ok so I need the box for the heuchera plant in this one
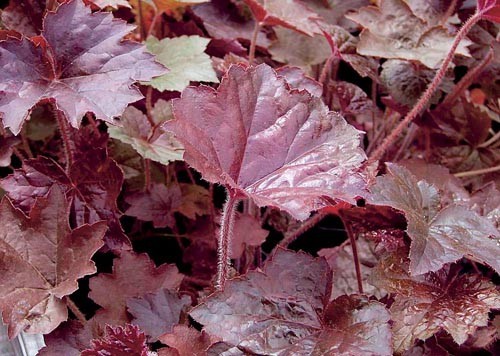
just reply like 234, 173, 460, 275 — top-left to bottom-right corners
0, 0, 499, 354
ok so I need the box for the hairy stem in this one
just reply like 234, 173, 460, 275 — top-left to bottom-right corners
248, 22, 261, 65
368, 11, 483, 165
55, 109, 74, 172
216, 191, 240, 291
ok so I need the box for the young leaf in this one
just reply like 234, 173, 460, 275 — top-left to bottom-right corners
346, 0, 472, 68
242, 0, 323, 36
88, 251, 183, 325
190, 248, 332, 353
127, 289, 191, 341
370, 163, 500, 275
165, 64, 368, 220
0, 0, 166, 134
81, 324, 149, 356
145, 36, 219, 92
108, 106, 184, 165
125, 183, 183, 228
477, 0, 500, 23
371, 252, 500, 352
158, 325, 213, 356
0, 185, 106, 338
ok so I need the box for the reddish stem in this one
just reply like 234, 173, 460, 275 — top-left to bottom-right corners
367, 11, 483, 165
215, 190, 240, 291
340, 213, 363, 294
248, 22, 261, 65
55, 109, 74, 172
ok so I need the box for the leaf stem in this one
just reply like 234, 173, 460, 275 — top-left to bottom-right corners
65, 297, 86, 324
55, 109, 74, 172
215, 190, 240, 291
367, 11, 483, 165
340, 214, 363, 294
454, 164, 500, 178
279, 210, 329, 248
248, 22, 261, 65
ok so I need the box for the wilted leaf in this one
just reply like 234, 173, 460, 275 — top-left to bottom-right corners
0, 0, 166, 134
165, 64, 368, 220
146, 36, 219, 92
108, 106, 184, 165
89, 251, 183, 325
346, 0, 472, 68
269, 27, 331, 74
127, 289, 191, 341
371, 252, 500, 352
370, 163, 500, 275
81, 324, 149, 356
242, 0, 323, 36
0, 186, 106, 338
190, 248, 331, 353
158, 325, 213, 356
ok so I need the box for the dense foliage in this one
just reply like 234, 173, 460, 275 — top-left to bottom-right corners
0, 0, 499, 354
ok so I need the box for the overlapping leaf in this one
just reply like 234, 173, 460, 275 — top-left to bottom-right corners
371, 251, 500, 352
190, 248, 332, 353
145, 35, 219, 92
0, 186, 106, 338
346, 0, 472, 68
89, 251, 183, 325
108, 106, 184, 165
165, 64, 368, 220
242, 0, 323, 36
127, 289, 191, 341
370, 163, 500, 275
0, 152, 129, 251
0, 0, 166, 134
81, 324, 149, 356
478, 0, 500, 23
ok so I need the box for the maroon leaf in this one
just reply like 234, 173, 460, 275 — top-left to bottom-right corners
371, 251, 500, 352
81, 324, 149, 356
0, 152, 130, 251
126, 289, 191, 341
158, 325, 213, 356
125, 183, 182, 228
0, 0, 166, 134
0, 0, 46, 37
189, 248, 332, 354
38, 321, 93, 356
0, 185, 106, 338
242, 0, 323, 36
229, 213, 269, 258
275, 66, 323, 97
478, 0, 500, 23
370, 163, 500, 275
89, 251, 183, 326
287, 295, 392, 355
165, 64, 368, 220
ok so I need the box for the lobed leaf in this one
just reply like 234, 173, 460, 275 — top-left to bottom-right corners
0, 186, 106, 338
81, 324, 149, 356
0, 0, 166, 134
165, 64, 368, 220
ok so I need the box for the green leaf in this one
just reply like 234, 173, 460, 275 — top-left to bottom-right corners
145, 35, 219, 92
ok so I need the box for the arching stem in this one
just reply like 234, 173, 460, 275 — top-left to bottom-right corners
367, 11, 483, 165
248, 22, 261, 65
